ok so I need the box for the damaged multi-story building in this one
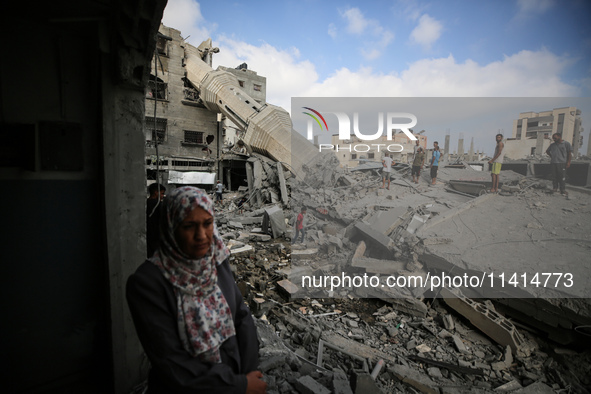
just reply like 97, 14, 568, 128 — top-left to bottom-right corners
145, 24, 269, 191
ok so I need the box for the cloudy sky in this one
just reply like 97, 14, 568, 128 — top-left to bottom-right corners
162, 0, 591, 155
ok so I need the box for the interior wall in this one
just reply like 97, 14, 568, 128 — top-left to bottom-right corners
0, 17, 111, 393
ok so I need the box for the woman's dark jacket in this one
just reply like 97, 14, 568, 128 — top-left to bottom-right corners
126, 259, 259, 394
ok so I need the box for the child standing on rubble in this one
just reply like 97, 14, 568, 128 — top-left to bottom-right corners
294, 207, 307, 244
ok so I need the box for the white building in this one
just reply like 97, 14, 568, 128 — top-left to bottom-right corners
330, 133, 428, 168
505, 107, 584, 159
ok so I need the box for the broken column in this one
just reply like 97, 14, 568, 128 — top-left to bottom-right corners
444, 133, 450, 164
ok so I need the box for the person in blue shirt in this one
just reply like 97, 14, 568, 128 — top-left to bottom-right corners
429, 141, 441, 186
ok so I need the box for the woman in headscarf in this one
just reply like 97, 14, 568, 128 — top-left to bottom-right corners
127, 186, 266, 394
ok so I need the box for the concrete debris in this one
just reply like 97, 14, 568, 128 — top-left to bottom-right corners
440, 287, 533, 357
208, 146, 591, 393
295, 375, 331, 394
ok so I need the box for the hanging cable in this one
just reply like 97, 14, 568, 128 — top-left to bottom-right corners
148, 35, 170, 217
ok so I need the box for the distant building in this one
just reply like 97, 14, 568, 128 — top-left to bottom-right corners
330, 133, 428, 168
505, 107, 584, 159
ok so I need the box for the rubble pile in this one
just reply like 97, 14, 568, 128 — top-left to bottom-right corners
209, 150, 591, 393
226, 244, 590, 393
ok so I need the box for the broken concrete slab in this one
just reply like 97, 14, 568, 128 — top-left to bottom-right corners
332, 370, 354, 394
452, 334, 469, 354
295, 375, 331, 394
363, 206, 409, 236
494, 379, 523, 391
276, 279, 300, 300
350, 256, 406, 275
440, 287, 532, 357
320, 331, 397, 366
512, 381, 556, 394
226, 240, 255, 255
388, 364, 439, 394
352, 222, 392, 255
349, 370, 383, 394
262, 205, 286, 238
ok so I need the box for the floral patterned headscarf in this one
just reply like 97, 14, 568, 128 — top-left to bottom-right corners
149, 186, 234, 364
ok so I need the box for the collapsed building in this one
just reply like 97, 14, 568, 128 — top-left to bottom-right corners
214, 157, 591, 393
142, 25, 591, 394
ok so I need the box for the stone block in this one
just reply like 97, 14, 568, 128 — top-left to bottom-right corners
276, 279, 299, 300
349, 370, 383, 394
452, 335, 469, 354
295, 375, 331, 394
389, 364, 439, 394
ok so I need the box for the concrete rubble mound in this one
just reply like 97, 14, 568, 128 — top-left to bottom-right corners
208, 151, 591, 393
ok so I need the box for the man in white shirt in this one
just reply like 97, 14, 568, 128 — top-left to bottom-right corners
215, 180, 224, 203
381, 153, 394, 190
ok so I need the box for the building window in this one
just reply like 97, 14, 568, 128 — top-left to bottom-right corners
156, 36, 168, 56
182, 78, 199, 102
253, 84, 262, 92
557, 113, 565, 134
351, 153, 357, 159
184, 130, 204, 144
146, 117, 167, 143
368, 153, 375, 159
238, 80, 245, 88
147, 75, 167, 100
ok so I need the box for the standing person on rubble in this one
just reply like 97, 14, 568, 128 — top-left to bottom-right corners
127, 186, 266, 394
488, 134, 505, 193
215, 180, 224, 204
381, 153, 393, 190
429, 141, 441, 186
293, 206, 307, 244
411, 147, 425, 184
546, 133, 572, 197
411, 139, 421, 163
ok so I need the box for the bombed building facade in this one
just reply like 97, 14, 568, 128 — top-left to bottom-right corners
145, 25, 269, 192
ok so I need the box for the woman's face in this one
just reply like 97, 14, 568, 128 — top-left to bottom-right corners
175, 206, 214, 259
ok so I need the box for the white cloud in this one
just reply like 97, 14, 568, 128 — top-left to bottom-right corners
305, 49, 576, 98
328, 23, 337, 39
338, 7, 394, 60
341, 8, 369, 35
410, 14, 443, 49
208, 35, 577, 112
517, 0, 555, 14
397, 0, 428, 22
162, 0, 213, 41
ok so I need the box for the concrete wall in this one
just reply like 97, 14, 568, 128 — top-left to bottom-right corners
1, 1, 166, 392
504, 138, 551, 160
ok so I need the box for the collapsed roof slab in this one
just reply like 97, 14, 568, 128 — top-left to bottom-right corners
417, 191, 591, 298
415, 189, 591, 338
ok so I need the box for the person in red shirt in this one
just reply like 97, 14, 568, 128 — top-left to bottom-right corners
293, 207, 307, 244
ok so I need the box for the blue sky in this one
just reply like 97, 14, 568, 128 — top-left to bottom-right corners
163, 0, 591, 155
